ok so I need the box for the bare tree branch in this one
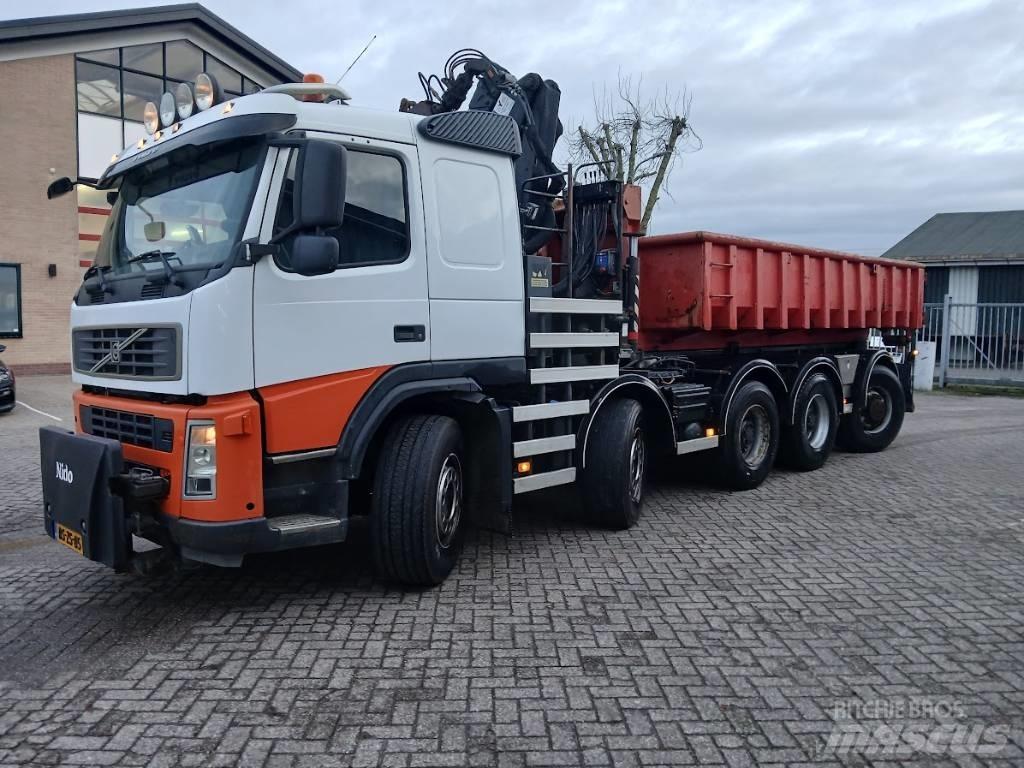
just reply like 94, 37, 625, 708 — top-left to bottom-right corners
641, 116, 686, 233
577, 128, 613, 179
577, 127, 603, 164
568, 74, 699, 233
601, 122, 618, 177
626, 118, 641, 183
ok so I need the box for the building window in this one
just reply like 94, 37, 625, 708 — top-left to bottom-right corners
205, 55, 243, 95
76, 60, 121, 117
166, 40, 203, 81
79, 47, 120, 67
273, 149, 410, 271
0, 264, 22, 339
74, 42, 263, 178
122, 43, 163, 76
122, 71, 164, 122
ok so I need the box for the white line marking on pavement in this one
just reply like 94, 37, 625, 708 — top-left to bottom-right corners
15, 401, 63, 422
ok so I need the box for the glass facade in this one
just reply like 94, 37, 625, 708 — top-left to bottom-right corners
76, 40, 263, 153
75, 40, 264, 264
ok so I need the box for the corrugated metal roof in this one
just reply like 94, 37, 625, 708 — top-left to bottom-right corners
883, 211, 1024, 264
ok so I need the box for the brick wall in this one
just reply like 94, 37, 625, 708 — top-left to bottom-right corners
0, 54, 80, 371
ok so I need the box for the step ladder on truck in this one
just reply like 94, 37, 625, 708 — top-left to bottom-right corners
39, 52, 925, 586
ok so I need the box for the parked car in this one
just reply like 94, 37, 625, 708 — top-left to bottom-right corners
0, 344, 14, 413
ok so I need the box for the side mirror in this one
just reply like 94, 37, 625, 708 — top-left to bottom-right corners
290, 234, 338, 276
47, 177, 75, 200
0, 344, 6, 354
294, 140, 347, 230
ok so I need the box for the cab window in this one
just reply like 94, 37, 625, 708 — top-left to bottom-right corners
273, 147, 409, 270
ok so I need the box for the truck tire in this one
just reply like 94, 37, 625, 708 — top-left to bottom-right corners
780, 373, 838, 471
718, 381, 779, 490
839, 366, 905, 453
370, 414, 465, 586
582, 398, 646, 530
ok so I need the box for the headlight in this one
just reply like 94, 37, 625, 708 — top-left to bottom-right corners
143, 101, 159, 134
0, 369, 10, 383
159, 91, 177, 128
184, 421, 217, 497
194, 72, 221, 111
175, 82, 194, 120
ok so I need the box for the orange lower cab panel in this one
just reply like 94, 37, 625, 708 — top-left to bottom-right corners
73, 389, 264, 523
258, 366, 390, 455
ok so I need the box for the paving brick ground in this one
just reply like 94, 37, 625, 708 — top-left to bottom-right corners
1, 377, 1023, 767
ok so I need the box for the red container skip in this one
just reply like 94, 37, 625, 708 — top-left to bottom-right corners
637, 231, 925, 352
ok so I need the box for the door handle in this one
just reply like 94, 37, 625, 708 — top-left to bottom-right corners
393, 325, 426, 343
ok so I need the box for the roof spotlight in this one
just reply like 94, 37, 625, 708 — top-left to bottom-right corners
159, 92, 177, 127
175, 82, 195, 120
143, 101, 159, 134
194, 72, 221, 111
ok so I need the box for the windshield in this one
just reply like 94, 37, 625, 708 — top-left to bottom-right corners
96, 140, 264, 277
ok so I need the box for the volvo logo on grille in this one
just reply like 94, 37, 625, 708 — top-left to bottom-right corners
90, 328, 148, 373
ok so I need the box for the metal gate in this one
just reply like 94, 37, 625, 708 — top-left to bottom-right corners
919, 297, 1024, 385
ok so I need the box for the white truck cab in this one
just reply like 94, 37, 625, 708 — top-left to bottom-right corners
71, 91, 526, 397
42, 76, 627, 585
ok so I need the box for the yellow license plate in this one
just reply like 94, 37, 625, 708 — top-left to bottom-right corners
56, 524, 84, 555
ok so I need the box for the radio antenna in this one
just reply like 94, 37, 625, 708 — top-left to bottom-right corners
336, 34, 377, 84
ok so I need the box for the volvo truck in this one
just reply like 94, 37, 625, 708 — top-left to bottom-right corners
40, 54, 923, 586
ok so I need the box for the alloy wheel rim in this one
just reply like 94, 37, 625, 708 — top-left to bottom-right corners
804, 393, 830, 450
628, 428, 645, 504
435, 453, 463, 549
739, 404, 771, 469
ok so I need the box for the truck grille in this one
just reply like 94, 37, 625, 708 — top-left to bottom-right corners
72, 326, 180, 380
80, 406, 174, 452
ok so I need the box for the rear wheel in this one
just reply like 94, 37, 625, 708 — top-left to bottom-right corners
839, 366, 905, 453
370, 414, 465, 586
718, 381, 779, 490
780, 373, 838, 471
582, 398, 646, 530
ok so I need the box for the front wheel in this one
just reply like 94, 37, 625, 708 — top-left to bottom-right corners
582, 398, 646, 530
839, 366, 905, 453
370, 414, 465, 586
780, 373, 838, 471
717, 381, 780, 490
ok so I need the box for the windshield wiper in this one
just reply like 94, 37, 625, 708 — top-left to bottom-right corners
126, 249, 183, 286
85, 264, 114, 295
125, 248, 175, 265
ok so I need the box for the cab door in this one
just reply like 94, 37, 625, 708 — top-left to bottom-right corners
252, 136, 429, 388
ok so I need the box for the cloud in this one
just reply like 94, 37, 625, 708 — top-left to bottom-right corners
9, 0, 1024, 254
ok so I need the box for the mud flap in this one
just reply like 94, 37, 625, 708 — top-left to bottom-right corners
39, 426, 130, 571
462, 400, 513, 535
898, 359, 916, 413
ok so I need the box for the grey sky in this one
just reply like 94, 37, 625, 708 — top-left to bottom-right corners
10, 0, 1024, 254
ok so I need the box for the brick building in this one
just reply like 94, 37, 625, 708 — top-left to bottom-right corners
0, 4, 300, 372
